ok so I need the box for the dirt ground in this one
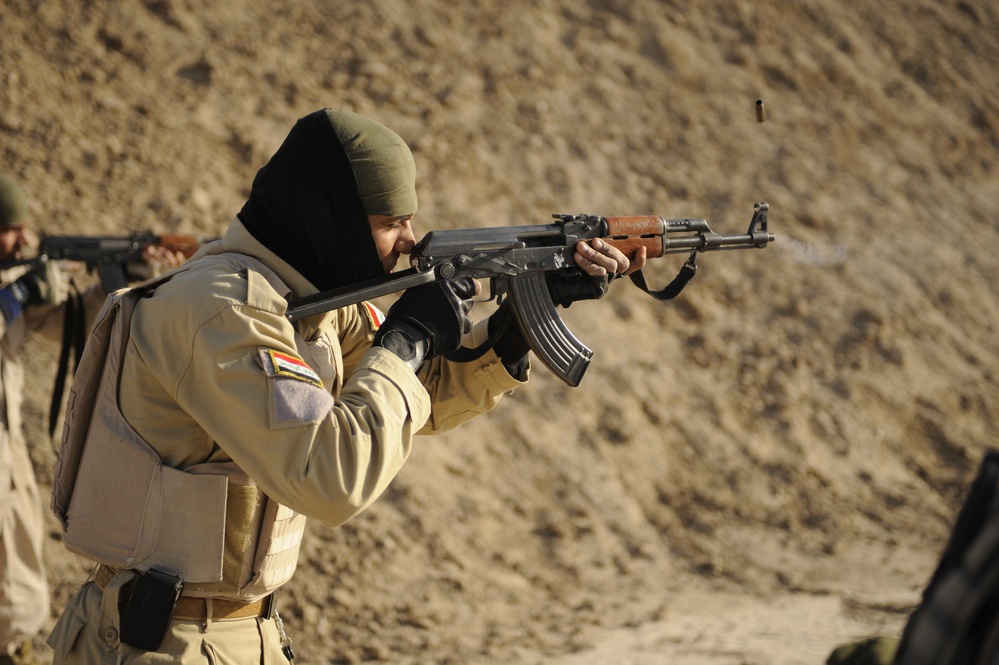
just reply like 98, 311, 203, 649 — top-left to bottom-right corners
3, 0, 999, 663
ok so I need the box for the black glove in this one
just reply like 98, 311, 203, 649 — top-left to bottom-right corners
545, 271, 610, 308
374, 277, 476, 370
488, 302, 531, 379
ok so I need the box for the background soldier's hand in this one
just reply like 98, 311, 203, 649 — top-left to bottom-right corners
374, 277, 478, 369
0, 257, 66, 323
15, 257, 65, 306
125, 245, 188, 282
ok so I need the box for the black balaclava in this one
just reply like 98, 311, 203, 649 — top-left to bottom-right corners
238, 109, 417, 292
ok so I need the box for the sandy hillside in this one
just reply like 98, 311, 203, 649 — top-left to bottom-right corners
3, 0, 999, 663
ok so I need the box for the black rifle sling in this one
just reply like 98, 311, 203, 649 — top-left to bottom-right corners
629, 252, 698, 301
50, 290, 76, 437
49, 287, 88, 438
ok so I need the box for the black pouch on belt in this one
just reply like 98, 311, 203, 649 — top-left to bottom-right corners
120, 569, 184, 651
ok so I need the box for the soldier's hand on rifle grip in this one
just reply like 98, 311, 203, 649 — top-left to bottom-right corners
374, 277, 478, 370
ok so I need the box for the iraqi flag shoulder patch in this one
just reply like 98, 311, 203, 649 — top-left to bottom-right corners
360, 301, 386, 331
260, 349, 324, 388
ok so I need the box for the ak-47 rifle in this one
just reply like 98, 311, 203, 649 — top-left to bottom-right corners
288, 201, 775, 386
16, 232, 209, 292
0, 232, 212, 292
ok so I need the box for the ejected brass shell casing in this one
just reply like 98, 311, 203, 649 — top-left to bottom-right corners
756, 99, 766, 123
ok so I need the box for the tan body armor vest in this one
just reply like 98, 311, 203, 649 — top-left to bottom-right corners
50, 267, 307, 602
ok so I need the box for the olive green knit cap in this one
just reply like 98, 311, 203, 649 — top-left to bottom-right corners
0, 174, 28, 227
325, 109, 418, 218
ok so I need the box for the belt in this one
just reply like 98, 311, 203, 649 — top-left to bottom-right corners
94, 565, 271, 622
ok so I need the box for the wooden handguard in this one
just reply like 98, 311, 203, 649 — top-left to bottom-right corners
601, 216, 666, 259
157, 234, 205, 259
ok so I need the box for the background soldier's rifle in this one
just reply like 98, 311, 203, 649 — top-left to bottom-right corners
288, 202, 775, 386
0, 231, 213, 436
0, 231, 210, 292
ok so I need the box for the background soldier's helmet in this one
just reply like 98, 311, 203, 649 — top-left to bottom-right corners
0, 174, 28, 227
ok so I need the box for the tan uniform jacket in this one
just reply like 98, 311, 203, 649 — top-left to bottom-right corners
121, 218, 523, 538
